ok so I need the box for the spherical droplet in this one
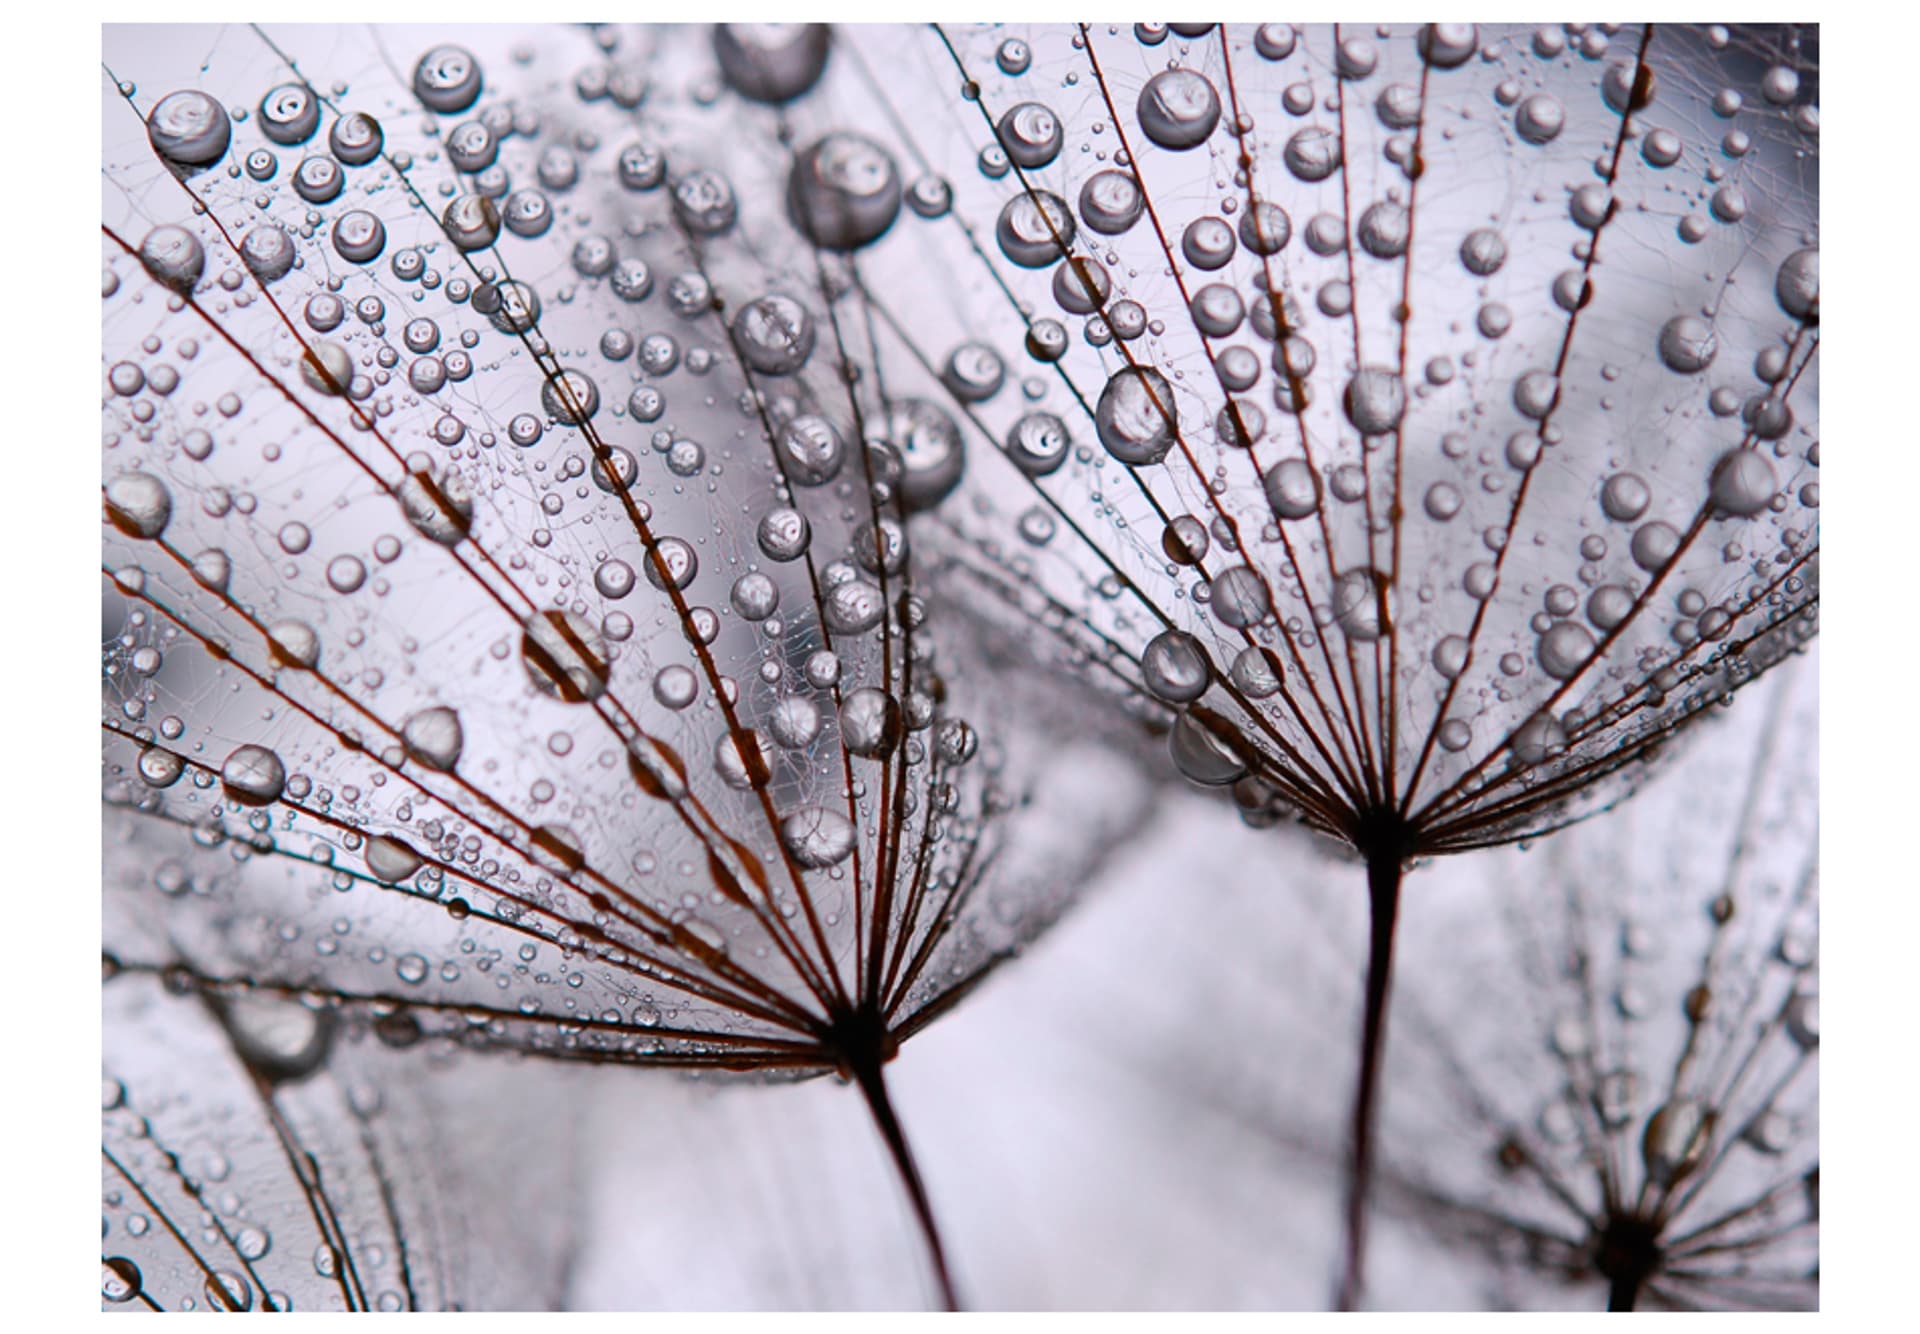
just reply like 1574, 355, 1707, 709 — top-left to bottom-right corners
1343, 367, 1407, 435
1356, 201, 1409, 258
1006, 411, 1070, 477
1601, 472, 1652, 522
1514, 93, 1566, 144
1263, 457, 1321, 520
441, 193, 500, 250
840, 688, 903, 759
780, 805, 856, 868
1170, 711, 1248, 787
1537, 621, 1596, 680
147, 90, 231, 171
942, 341, 1007, 401
1775, 248, 1818, 322
758, 506, 812, 561
713, 24, 832, 104
886, 398, 967, 511
1284, 125, 1342, 181
365, 835, 424, 884
778, 414, 846, 487
414, 44, 483, 113
402, 706, 463, 771
329, 111, 384, 165
1142, 630, 1212, 704
1080, 170, 1144, 235
1209, 566, 1271, 628
672, 170, 738, 237
239, 225, 297, 283
541, 369, 599, 424
138, 224, 204, 294
1239, 201, 1292, 256
733, 293, 815, 375
788, 132, 902, 250
1459, 227, 1508, 276
221, 744, 286, 807
521, 609, 610, 703
1512, 370, 1559, 420
104, 472, 172, 539
1333, 569, 1385, 641
1096, 367, 1179, 466
1708, 449, 1778, 517
996, 190, 1075, 268
1657, 315, 1718, 374
1137, 69, 1220, 150
998, 101, 1064, 167
1181, 217, 1237, 271
1631, 520, 1681, 572
258, 84, 320, 146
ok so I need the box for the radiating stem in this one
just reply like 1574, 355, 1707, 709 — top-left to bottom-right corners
852, 1054, 960, 1312
1607, 1269, 1645, 1312
1337, 846, 1406, 1311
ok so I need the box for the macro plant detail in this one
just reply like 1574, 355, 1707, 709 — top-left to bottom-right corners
103, 967, 585, 1311
101, 20, 1818, 1311
854, 21, 1818, 1303
1130, 657, 1817, 1310
102, 973, 420, 1314
102, 21, 1152, 1311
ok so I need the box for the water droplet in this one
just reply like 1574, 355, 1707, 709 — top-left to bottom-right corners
1333, 569, 1386, 641
996, 190, 1075, 268
1080, 170, 1144, 235
1142, 630, 1211, 704
146, 90, 230, 171
1537, 621, 1596, 680
733, 293, 815, 375
401, 706, 463, 771
258, 83, 319, 146
1775, 248, 1818, 322
365, 834, 423, 884
138, 224, 204, 294
1137, 69, 1220, 150
1343, 368, 1407, 435
1514, 93, 1565, 144
1006, 411, 1070, 477
780, 805, 856, 868
1642, 1098, 1712, 1186
713, 23, 832, 104
1096, 366, 1179, 465
104, 472, 172, 539
521, 610, 609, 703
1708, 449, 1777, 516
220, 744, 286, 807
414, 44, 483, 113
789, 132, 902, 250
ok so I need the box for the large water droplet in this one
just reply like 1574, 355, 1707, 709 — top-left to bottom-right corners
402, 706, 463, 771
1142, 630, 1212, 704
1096, 366, 1179, 465
146, 90, 230, 171
1137, 69, 1221, 149
221, 743, 287, 807
780, 805, 856, 868
714, 24, 832, 104
788, 132, 901, 250
521, 609, 610, 703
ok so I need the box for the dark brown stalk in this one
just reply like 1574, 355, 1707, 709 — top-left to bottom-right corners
1337, 826, 1409, 1311
1609, 1267, 1646, 1312
848, 1045, 960, 1312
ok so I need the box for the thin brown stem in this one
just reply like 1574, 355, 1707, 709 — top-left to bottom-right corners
1337, 833, 1408, 1311
850, 1049, 960, 1312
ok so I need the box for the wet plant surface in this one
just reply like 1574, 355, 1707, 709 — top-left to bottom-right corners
101, 22, 1817, 1311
